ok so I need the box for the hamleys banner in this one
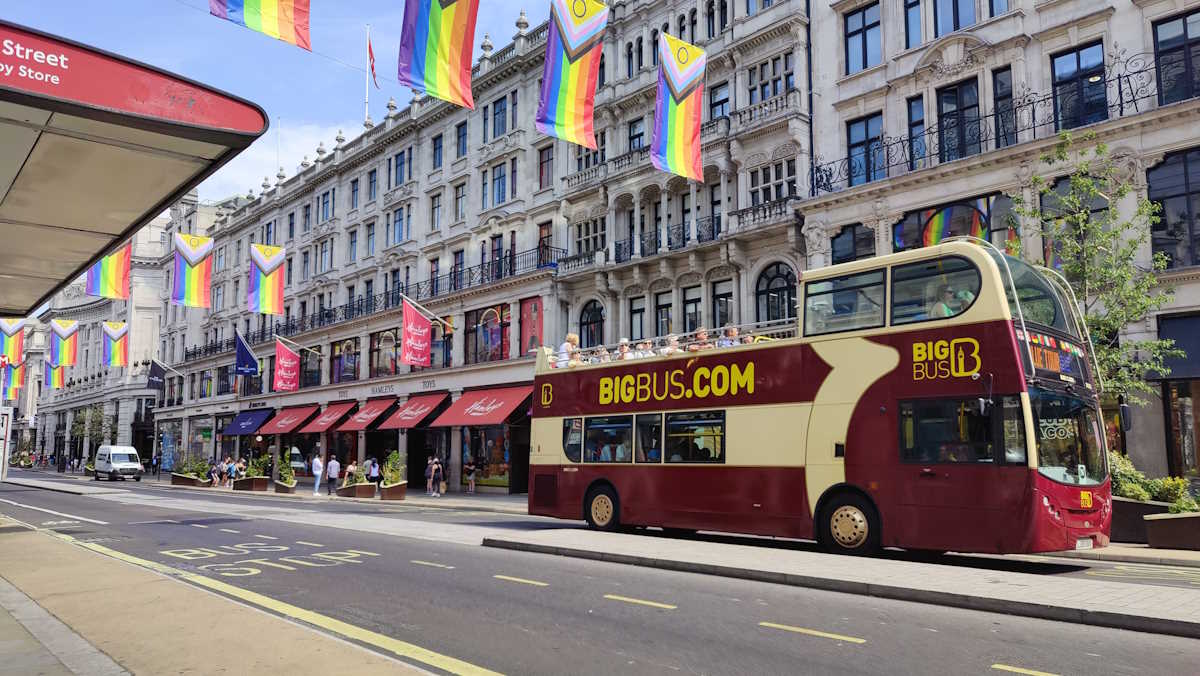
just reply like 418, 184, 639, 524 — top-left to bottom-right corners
400, 300, 431, 366
273, 339, 299, 392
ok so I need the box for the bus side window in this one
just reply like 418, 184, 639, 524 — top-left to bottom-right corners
891, 256, 980, 325
803, 270, 886, 336
635, 414, 663, 463
664, 411, 725, 463
584, 416, 634, 463
1001, 396, 1027, 464
899, 399, 994, 463
562, 418, 583, 463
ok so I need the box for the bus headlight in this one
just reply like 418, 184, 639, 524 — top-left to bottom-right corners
1042, 495, 1063, 522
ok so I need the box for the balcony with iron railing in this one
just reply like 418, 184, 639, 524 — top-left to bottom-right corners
730, 197, 794, 230
667, 222, 688, 250
614, 239, 634, 264
181, 246, 565, 363
732, 90, 802, 135
811, 52, 1178, 197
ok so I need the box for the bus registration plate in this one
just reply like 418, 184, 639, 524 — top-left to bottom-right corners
1079, 491, 1092, 509
1075, 538, 1093, 551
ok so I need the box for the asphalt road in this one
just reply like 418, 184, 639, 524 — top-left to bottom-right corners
1, 476, 1198, 675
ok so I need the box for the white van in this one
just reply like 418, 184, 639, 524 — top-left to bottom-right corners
94, 445, 142, 481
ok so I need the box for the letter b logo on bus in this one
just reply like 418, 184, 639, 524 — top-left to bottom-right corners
912, 338, 981, 381
540, 383, 553, 408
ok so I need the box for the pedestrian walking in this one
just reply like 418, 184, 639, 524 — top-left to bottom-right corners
151, 454, 159, 477
326, 455, 340, 495
432, 457, 444, 497
464, 459, 476, 494
424, 457, 434, 495
311, 453, 324, 496
367, 457, 381, 490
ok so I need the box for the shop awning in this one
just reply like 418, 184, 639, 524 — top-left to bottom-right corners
257, 405, 320, 434
222, 409, 274, 436
430, 386, 533, 427
377, 394, 448, 430
297, 402, 356, 434
0, 21, 267, 316
337, 399, 394, 431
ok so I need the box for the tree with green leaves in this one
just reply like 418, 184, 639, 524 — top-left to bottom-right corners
70, 406, 117, 459
1014, 132, 1183, 404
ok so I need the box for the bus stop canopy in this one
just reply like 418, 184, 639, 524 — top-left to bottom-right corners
0, 20, 268, 316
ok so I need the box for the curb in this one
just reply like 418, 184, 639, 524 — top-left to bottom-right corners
480, 537, 1200, 641
150, 481, 529, 515
1040, 550, 1200, 570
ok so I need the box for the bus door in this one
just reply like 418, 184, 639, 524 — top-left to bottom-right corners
896, 396, 1030, 552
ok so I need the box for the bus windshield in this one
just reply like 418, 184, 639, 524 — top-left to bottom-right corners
1029, 388, 1105, 486
989, 251, 1080, 338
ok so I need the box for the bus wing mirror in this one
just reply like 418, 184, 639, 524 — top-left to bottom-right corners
1120, 403, 1132, 431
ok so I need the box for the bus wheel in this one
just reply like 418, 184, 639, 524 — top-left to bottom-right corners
820, 493, 880, 556
584, 486, 620, 531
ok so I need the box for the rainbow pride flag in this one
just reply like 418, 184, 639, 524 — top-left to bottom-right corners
397, 0, 480, 109
84, 243, 131, 300
651, 33, 706, 181
45, 362, 64, 389
209, 0, 311, 51
172, 233, 215, 308
49, 320, 79, 367
2, 362, 24, 401
248, 244, 286, 315
0, 318, 25, 366
102, 322, 129, 367
535, 0, 608, 149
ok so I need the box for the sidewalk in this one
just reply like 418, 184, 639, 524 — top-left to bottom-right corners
0, 516, 425, 675
483, 528, 1200, 640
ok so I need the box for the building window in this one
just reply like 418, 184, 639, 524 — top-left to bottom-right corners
430, 193, 442, 230
348, 230, 358, 261
706, 1, 729, 38
301, 251, 310, 280
831, 223, 875, 264
1155, 11, 1200, 106
749, 159, 797, 205
579, 300, 605, 348
575, 217, 606, 254
511, 157, 518, 200
908, 96, 926, 170
265, 221, 275, 245
330, 338, 359, 383
747, 53, 794, 104
650, 29, 659, 67
709, 82, 730, 119
756, 262, 797, 322
682, 286, 701, 333
370, 328, 400, 377
626, 42, 634, 78
1052, 41, 1107, 131
994, 67, 1016, 148
394, 152, 406, 188
366, 223, 375, 256
575, 132, 605, 171
302, 205, 311, 231
935, 0, 975, 37
847, 113, 884, 186
492, 95, 508, 138
432, 134, 443, 169
538, 146, 554, 190
351, 179, 359, 208
937, 78, 981, 163
655, 291, 672, 336
628, 118, 645, 150
711, 281, 733, 329
636, 37, 644, 70
481, 170, 488, 210
845, 3, 881, 75
492, 163, 507, 206
990, 0, 1009, 16
287, 212, 295, 239
286, 257, 293, 285
301, 346, 322, 388
466, 304, 510, 364
454, 183, 467, 221
905, 0, 921, 49
892, 193, 1017, 252
1148, 149, 1200, 268
629, 296, 645, 342
391, 207, 404, 243
598, 52, 606, 88
455, 121, 468, 158
215, 246, 226, 272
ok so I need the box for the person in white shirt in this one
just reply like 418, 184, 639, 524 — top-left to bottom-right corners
556, 332, 580, 367
311, 454, 324, 496
325, 455, 340, 496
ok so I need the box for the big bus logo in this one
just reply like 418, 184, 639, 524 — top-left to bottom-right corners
912, 338, 981, 381
540, 383, 553, 408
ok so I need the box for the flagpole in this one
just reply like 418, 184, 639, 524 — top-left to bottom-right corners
274, 334, 324, 358
364, 24, 371, 124
393, 291, 453, 331
152, 358, 186, 378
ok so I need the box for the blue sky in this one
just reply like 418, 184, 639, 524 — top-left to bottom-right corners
5, 0, 540, 201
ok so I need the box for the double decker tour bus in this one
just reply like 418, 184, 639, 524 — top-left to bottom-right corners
528, 240, 1110, 555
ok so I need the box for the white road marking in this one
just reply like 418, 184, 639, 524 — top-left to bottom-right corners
219, 528, 240, 534
128, 519, 179, 525
0, 498, 108, 525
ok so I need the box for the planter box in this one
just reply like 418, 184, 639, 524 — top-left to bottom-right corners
274, 480, 297, 494
1111, 496, 1172, 543
1144, 512, 1200, 550
233, 476, 269, 492
170, 473, 209, 487
380, 482, 407, 501
336, 482, 377, 498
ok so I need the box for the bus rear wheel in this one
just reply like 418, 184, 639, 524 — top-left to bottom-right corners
584, 486, 620, 531
819, 493, 880, 556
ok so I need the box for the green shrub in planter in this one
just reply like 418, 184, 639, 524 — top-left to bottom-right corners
1169, 496, 1200, 514
1116, 482, 1151, 502
342, 467, 367, 488
383, 450, 405, 485
1153, 477, 1191, 504
277, 452, 295, 484
246, 454, 269, 479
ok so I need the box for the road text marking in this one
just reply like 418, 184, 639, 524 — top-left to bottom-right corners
759, 622, 867, 644
493, 575, 548, 587
0, 498, 108, 525
411, 560, 455, 569
219, 528, 240, 534
991, 665, 1059, 676
295, 541, 324, 547
604, 594, 677, 610
253, 534, 278, 540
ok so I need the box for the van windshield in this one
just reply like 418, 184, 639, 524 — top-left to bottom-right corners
112, 453, 139, 464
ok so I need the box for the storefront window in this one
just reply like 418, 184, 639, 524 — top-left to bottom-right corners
1166, 381, 1200, 477
465, 305, 510, 365
188, 418, 213, 461
158, 420, 183, 471
331, 338, 360, 383
370, 328, 401, 377
199, 370, 213, 398
215, 414, 236, 460
461, 425, 510, 488
301, 346, 322, 388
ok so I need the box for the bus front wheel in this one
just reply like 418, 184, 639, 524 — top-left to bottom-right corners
584, 486, 620, 531
819, 493, 880, 556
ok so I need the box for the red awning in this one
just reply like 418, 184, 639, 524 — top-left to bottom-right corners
337, 399, 394, 431
430, 386, 533, 427
297, 402, 356, 434
376, 394, 448, 430
258, 405, 320, 434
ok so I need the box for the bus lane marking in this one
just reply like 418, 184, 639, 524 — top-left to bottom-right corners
219, 528, 240, 534
493, 575, 549, 587
758, 621, 866, 644
411, 560, 455, 569
603, 594, 677, 610
191, 524, 208, 529
252, 534, 278, 540
0, 498, 108, 525
990, 664, 1059, 676
295, 541, 324, 547
160, 545, 381, 576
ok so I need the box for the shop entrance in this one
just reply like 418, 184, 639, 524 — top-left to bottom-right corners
406, 428, 449, 492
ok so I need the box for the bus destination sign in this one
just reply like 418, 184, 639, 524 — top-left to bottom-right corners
1017, 329, 1087, 384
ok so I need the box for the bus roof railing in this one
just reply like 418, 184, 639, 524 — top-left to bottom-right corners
1033, 264, 1105, 394
544, 318, 798, 369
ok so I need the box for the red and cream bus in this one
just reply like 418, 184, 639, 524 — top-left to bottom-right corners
528, 240, 1110, 555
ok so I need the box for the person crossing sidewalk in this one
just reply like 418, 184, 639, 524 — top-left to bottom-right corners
325, 455, 340, 496
311, 453, 324, 496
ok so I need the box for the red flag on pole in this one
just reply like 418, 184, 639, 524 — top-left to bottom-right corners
400, 300, 431, 366
274, 339, 300, 392
368, 34, 380, 89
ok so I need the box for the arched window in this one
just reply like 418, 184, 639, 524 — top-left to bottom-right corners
689, 9, 697, 42
580, 301, 606, 348
598, 53, 606, 88
626, 43, 633, 78
636, 37, 644, 70
706, 1, 716, 38
756, 262, 797, 323
651, 30, 659, 66
678, 15, 686, 38
831, 224, 875, 264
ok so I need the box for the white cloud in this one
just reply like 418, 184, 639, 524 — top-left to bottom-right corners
197, 120, 354, 201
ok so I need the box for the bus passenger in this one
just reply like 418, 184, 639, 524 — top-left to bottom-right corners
741, 335, 755, 345
689, 327, 715, 351
614, 439, 629, 462
617, 339, 633, 360
717, 325, 739, 347
635, 340, 655, 358
932, 286, 958, 318
557, 333, 580, 367
660, 334, 682, 356
596, 346, 612, 363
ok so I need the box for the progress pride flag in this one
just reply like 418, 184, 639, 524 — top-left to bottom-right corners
400, 300, 431, 367
274, 339, 300, 392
